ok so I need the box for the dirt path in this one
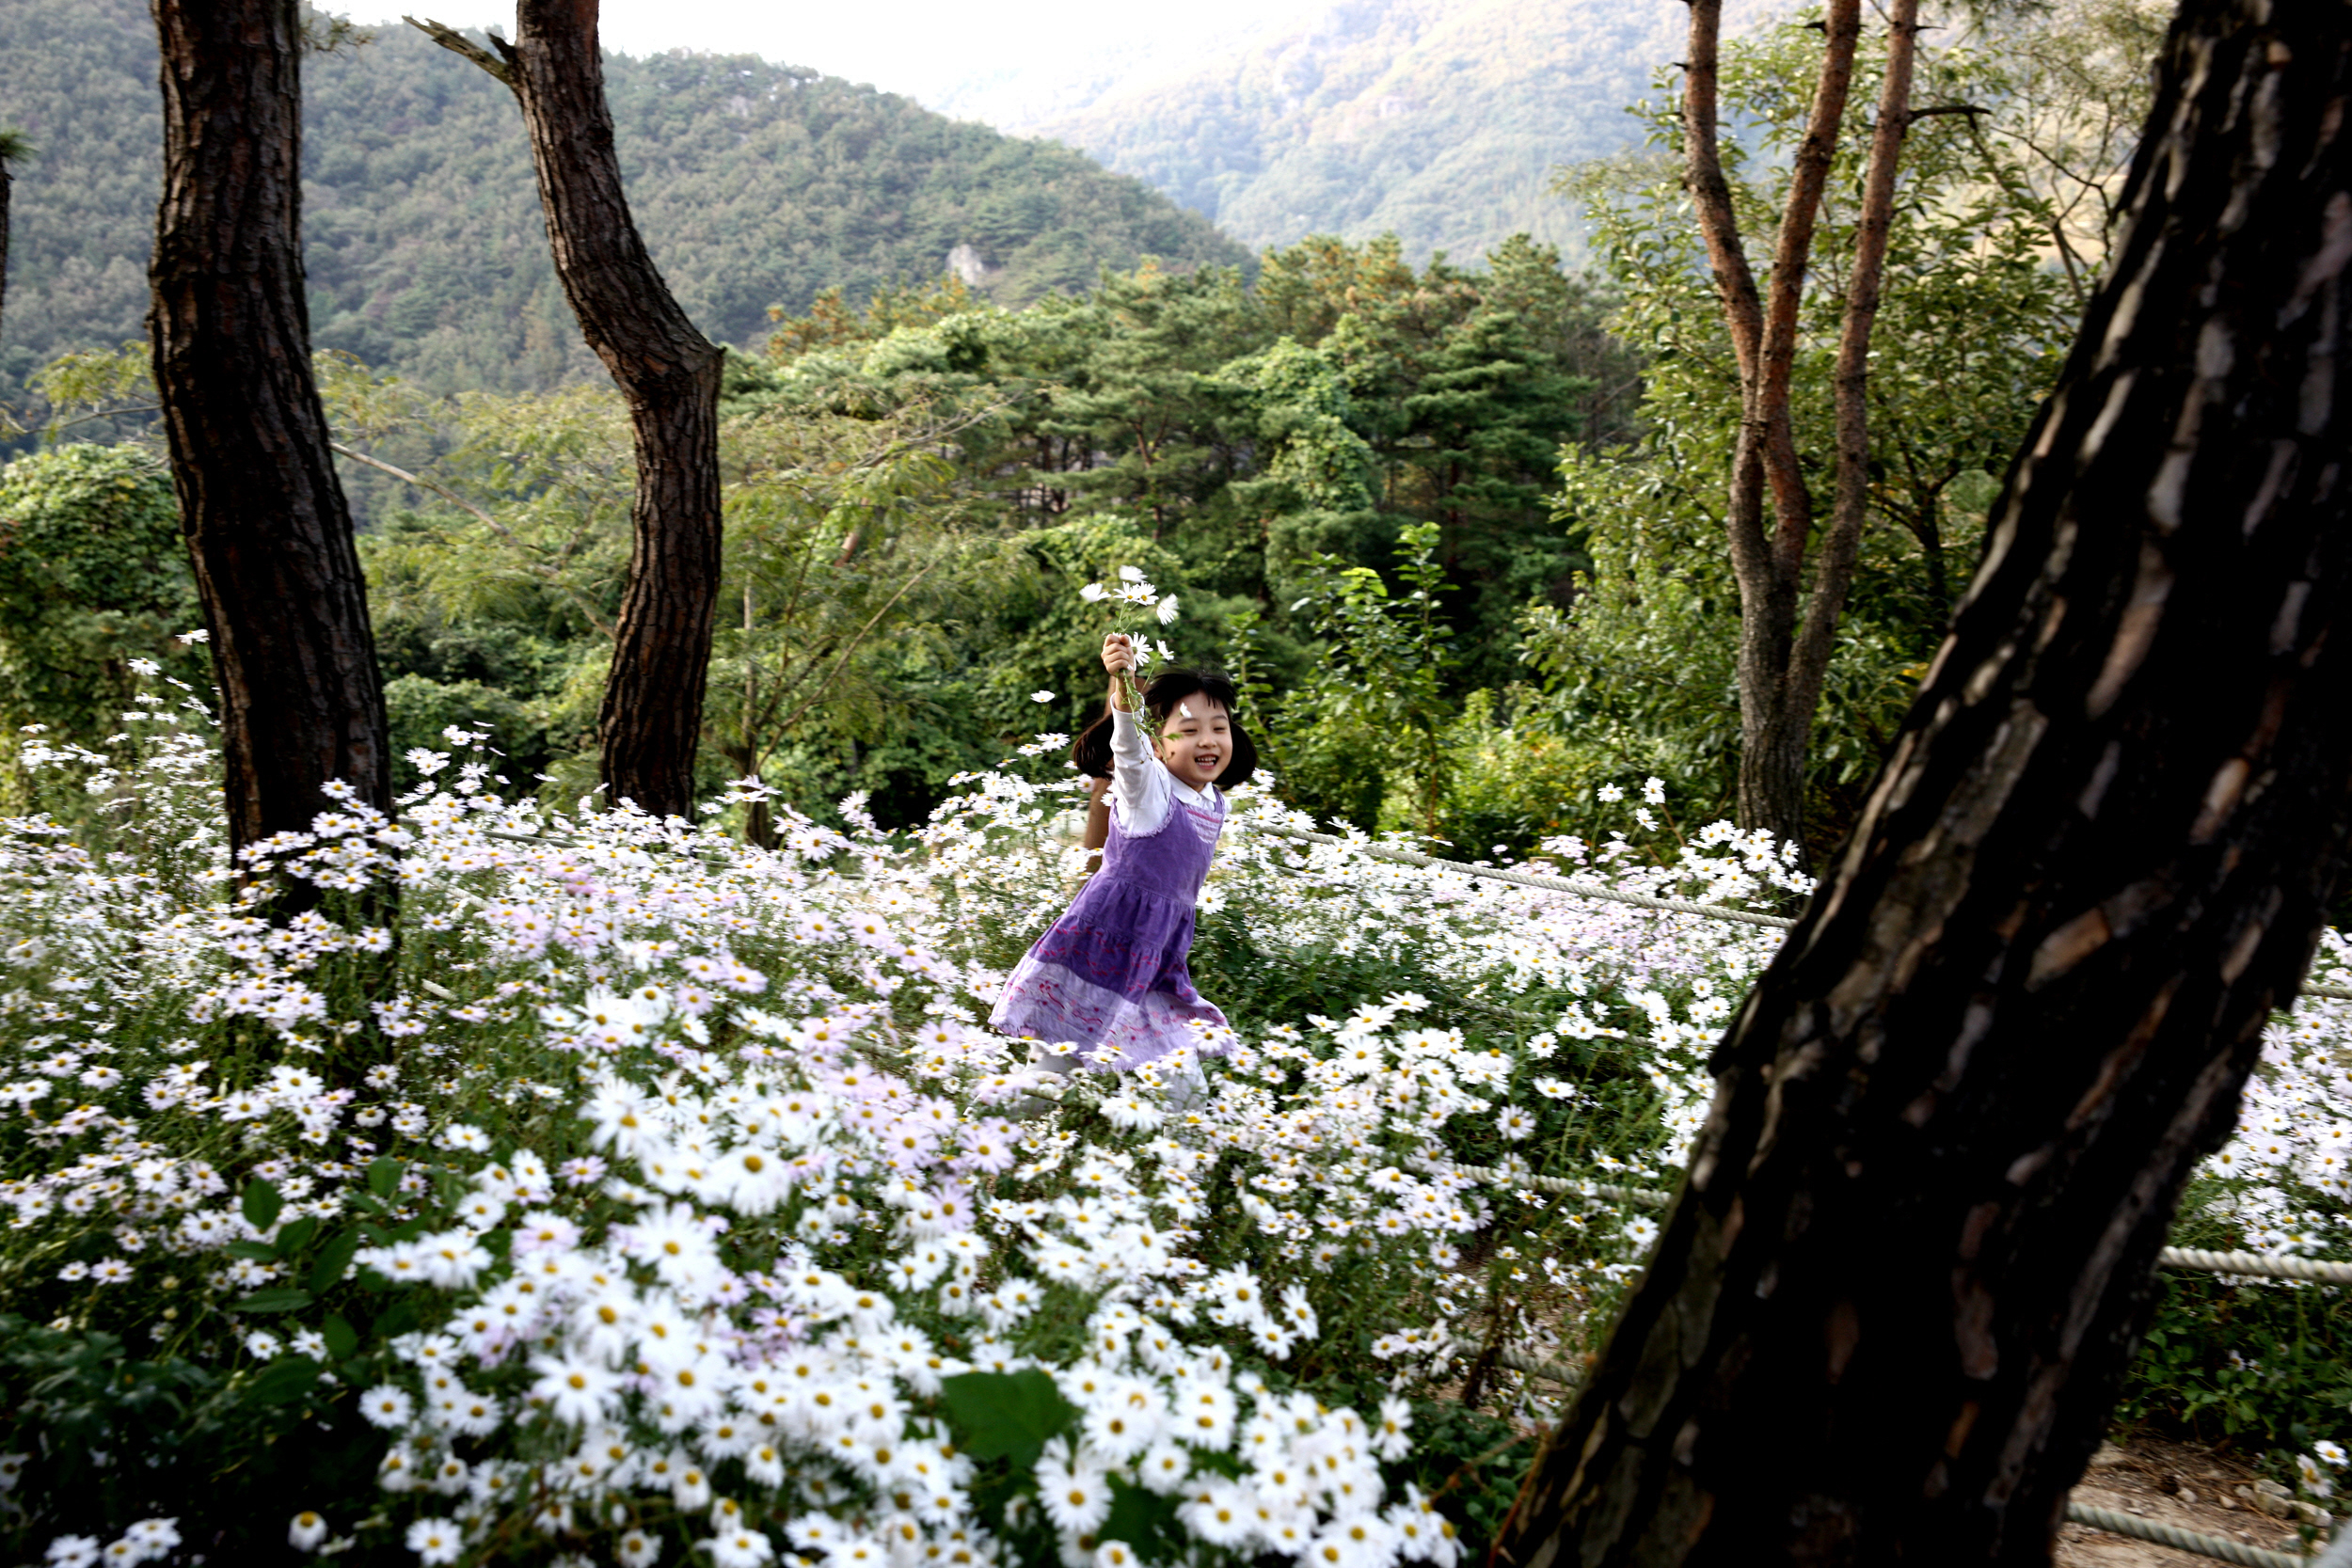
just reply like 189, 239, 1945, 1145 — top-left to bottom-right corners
2060, 1436, 2334, 1566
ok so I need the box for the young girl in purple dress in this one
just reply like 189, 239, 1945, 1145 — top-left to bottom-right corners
991, 632, 1258, 1100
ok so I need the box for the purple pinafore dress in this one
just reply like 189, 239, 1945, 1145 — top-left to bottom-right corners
989, 783, 1230, 1069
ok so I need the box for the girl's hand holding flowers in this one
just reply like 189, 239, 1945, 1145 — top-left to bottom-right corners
1102, 633, 1137, 703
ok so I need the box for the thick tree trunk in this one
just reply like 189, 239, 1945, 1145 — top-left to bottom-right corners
411, 5, 725, 821
148, 0, 392, 898
1498, 5, 2352, 1563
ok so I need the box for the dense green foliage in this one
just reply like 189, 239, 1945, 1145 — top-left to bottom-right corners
1024, 0, 1691, 268
0, 0, 1247, 413
730, 233, 1633, 830
0, 1307, 387, 1558
0, 444, 200, 804
0, 225, 1634, 838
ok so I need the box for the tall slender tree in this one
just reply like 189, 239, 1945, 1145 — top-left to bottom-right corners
1679, 1, 1954, 852
1682, 0, 1862, 849
0, 129, 28, 353
147, 1, 392, 923
1497, 1, 2352, 1560
409, 5, 726, 820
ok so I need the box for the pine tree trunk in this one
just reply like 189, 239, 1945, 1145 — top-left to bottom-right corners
0, 155, 12, 350
1497, 4, 2352, 1561
148, 0, 392, 896
412, 4, 725, 821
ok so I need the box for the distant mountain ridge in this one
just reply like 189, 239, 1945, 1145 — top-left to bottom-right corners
0, 0, 1248, 402
1011, 0, 1698, 265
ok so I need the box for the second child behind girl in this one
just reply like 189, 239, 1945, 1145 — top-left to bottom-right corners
990, 632, 1258, 1103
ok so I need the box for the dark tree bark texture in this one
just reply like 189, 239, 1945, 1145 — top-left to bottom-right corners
1499, 5, 2352, 1563
148, 0, 391, 886
411, 4, 725, 821
0, 151, 12, 349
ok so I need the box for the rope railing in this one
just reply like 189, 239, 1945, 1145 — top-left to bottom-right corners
2060, 1504, 2316, 1567
2148, 1248, 2352, 1286
1493, 1347, 1582, 1386
1446, 1165, 2352, 1285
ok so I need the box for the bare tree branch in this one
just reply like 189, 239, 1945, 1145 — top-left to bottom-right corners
402, 14, 512, 84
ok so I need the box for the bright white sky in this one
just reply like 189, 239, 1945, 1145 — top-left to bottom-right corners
353, 1, 1293, 118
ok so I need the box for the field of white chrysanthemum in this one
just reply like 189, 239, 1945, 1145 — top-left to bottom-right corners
0, 663, 2343, 1565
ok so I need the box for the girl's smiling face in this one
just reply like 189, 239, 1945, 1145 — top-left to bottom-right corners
1157, 697, 1231, 790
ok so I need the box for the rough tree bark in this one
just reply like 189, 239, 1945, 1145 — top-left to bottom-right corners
148, 0, 393, 908
409, 5, 725, 821
0, 134, 17, 350
1497, 3, 2352, 1562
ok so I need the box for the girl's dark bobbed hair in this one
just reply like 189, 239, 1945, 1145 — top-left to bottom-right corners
1073, 668, 1258, 790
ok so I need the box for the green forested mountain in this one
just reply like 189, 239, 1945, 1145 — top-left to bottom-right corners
1014, 0, 1698, 265
0, 0, 1248, 404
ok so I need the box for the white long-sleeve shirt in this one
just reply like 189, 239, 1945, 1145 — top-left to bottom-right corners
1108, 707, 1220, 836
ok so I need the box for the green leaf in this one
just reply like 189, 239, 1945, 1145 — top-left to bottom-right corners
273, 1215, 318, 1257
230, 1288, 313, 1315
224, 1240, 277, 1263
1102, 1476, 1184, 1560
240, 1179, 283, 1232
320, 1313, 358, 1361
310, 1230, 362, 1295
938, 1369, 1078, 1469
246, 1355, 321, 1405
366, 1157, 401, 1198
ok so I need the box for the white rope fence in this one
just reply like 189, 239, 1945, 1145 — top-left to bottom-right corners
2061, 1504, 2318, 1568
1448, 1165, 2352, 1286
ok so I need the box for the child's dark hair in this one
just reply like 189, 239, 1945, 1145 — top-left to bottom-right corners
1073, 668, 1258, 789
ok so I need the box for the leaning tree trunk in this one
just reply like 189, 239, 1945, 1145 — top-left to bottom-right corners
411, 6, 725, 820
1498, 5, 2352, 1563
148, 0, 392, 905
